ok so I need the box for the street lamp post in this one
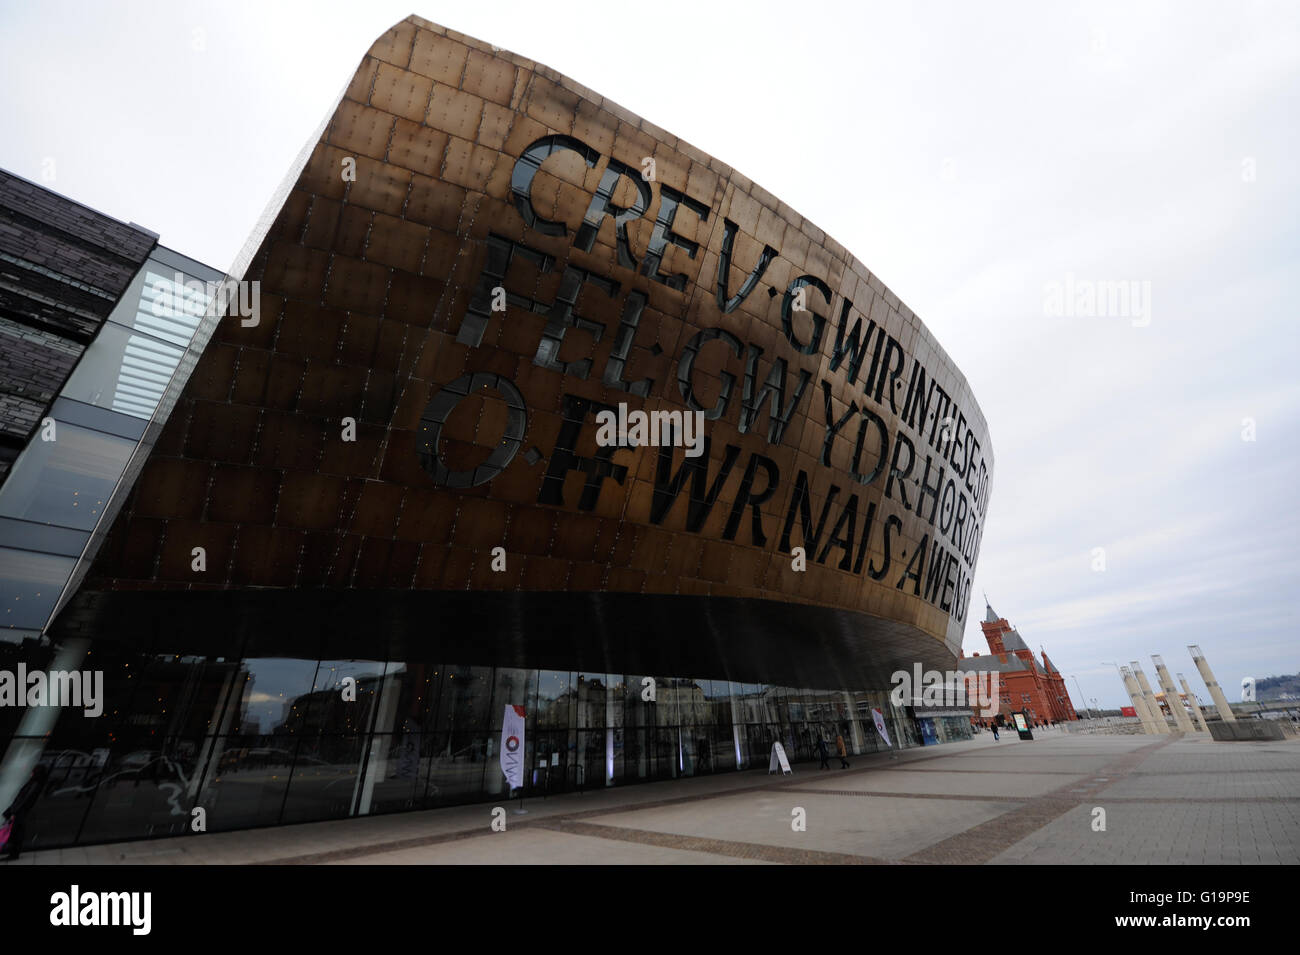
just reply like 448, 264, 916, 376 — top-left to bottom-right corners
1071, 675, 1092, 720
1101, 662, 1129, 726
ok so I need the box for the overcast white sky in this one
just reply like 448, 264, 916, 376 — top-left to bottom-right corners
2, 0, 1296, 708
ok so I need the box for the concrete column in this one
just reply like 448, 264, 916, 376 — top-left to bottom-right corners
354, 661, 402, 816
1152, 655, 1195, 734
1118, 667, 1149, 732
188, 665, 242, 800
1121, 666, 1159, 734
1178, 673, 1207, 732
1130, 663, 1170, 733
842, 691, 866, 754
1189, 645, 1236, 722
0, 637, 91, 811
606, 679, 618, 783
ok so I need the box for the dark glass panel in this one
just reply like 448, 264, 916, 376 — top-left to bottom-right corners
194, 737, 296, 831
536, 670, 573, 729
425, 664, 493, 803
0, 547, 76, 630
0, 422, 134, 531
282, 734, 368, 824
74, 732, 202, 843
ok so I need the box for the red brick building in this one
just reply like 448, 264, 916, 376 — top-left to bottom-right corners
959, 602, 1079, 725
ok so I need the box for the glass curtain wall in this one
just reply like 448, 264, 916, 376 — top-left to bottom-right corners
4, 635, 948, 851
0, 247, 224, 638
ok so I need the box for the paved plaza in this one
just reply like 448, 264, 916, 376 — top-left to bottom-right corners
11, 730, 1299, 865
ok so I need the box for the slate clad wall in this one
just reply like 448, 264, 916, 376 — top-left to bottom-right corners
0, 171, 157, 476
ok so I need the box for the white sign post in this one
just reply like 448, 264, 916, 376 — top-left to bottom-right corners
768, 741, 792, 775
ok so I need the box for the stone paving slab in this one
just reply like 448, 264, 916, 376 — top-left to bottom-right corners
580, 790, 1012, 860
990, 802, 1300, 865
535, 820, 884, 864
789, 769, 1069, 798
1138, 750, 1300, 772
1100, 773, 1300, 800
902, 735, 1179, 864
927, 755, 1127, 774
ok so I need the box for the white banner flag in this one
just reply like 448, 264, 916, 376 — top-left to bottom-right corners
871, 707, 893, 748
500, 704, 526, 790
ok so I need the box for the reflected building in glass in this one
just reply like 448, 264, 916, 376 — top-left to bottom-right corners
0, 16, 993, 850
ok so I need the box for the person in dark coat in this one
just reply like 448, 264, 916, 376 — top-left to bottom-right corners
835, 733, 850, 769
991, 723, 1000, 740
815, 735, 830, 770
2, 764, 48, 861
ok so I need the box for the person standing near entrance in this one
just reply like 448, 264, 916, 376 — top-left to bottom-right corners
835, 733, 850, 769
816, 735, 830, 770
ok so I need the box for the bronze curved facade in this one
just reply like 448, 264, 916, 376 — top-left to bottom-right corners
55, 15, 993, 691
0, 16, 999, 847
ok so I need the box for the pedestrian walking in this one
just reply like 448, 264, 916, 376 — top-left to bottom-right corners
835, 733, 850, 769
991, 724, 1000, 740
2, 764, 48, 861
816, 735, 830, 770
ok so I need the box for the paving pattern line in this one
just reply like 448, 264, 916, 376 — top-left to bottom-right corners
257, 744, 994, 864
258, 776, 853, 864
901, 734, 1180, 865
869, 767, 1082, 776
531, 819, 894, 865
1100, 795, 1300, 803
780, 787, 1032, 803
1129, 768, 1300, 776
258, 824, 493, 865
181, 737, 1157, 865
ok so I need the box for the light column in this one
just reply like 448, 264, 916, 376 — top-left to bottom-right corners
1152, 655, 1195, 734
1130, 663, 1170, 733
1121, 666, 1159, 734
1178, 673, 1207, 732
1188, 645, 1236, 723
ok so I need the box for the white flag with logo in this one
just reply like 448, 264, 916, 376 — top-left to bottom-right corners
871, 707, 893, 748
500, 704, 526, 790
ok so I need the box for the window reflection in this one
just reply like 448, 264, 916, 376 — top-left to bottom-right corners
0, 423, 133, 531
295, 659, 387, 735
536, 670, 572, 728
62, 322, 186, 420
71, 731, 202, 843
6, 642, 970, 849
282, 734, 367, 824
0, 548, 76, 630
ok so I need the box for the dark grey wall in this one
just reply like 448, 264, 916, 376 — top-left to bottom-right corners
0, 169, 157, 478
